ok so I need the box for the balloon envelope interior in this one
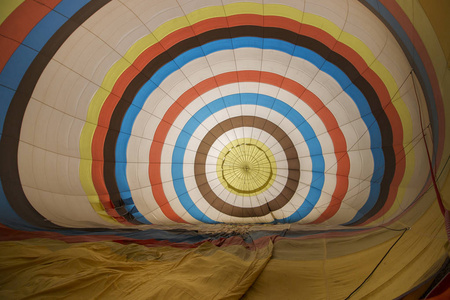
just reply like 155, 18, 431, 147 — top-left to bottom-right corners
0, 0, 446, 231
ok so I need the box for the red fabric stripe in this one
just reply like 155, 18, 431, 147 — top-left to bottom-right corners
0, 0, 62, 71
149, 70, 350, 223
91, 14, 404, 224
380, 0, 445, 171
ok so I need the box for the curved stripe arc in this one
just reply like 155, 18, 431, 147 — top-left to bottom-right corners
71, 2, 412, 223
148, 71, 350, 223
170, 93, 323, 223
85, 21, 401, 224
117, 37, 383, 223
0, 1, 439, 228
79, 10, 410, 224
365, 0, 444, 167
0, 0, 113, 229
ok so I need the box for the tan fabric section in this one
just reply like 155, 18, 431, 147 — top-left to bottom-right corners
0, 240, 273, 299
418, 0, 450, 67
440, 166, 450, 210
350, 202, 447, 299
0, 202, 445, 299
243, 202, 448, 299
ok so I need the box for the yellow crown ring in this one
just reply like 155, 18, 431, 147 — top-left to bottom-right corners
216, 138, 277, 196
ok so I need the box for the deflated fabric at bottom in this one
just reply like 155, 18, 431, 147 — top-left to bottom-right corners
0, 238, 273, 299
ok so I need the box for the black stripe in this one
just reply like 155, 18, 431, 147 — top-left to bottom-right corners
0, 0, 112, 229
104, 25, 395, 225
358, 0, 438, 150
0, 15, 396, 227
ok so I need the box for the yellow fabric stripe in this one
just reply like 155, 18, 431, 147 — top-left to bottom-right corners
79, 3, 414, 222
224, 2, 263, 16
303, 12, 341, 40
404, 0, 450, 182
337, 33, 415, 223
79, 118, 118, 223
153, 15, 190, 42
265, 4, 304, 22
367, 99, 415, 224
0, 0, 25, 25
185, 6, 226, 24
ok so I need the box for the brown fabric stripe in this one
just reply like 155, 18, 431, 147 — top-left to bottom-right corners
0, 16, 395, 226
194, 116, 300, 218
104, 26, 394, 224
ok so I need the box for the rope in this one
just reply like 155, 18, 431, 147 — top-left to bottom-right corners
411, 71, 445, 215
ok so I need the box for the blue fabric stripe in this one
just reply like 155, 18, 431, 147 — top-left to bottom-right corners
54, 0, 90, 18
0, 181, 36, 230
0, 46, 38, 90
0, 86, 15, 133
22, 11, 68, 51
172, 93, 324, 223
0, 0, 90, 128
118, 37, 382, 224
0, 0, 92, 230
360, 0, 439, 163
3, 0, 426, 228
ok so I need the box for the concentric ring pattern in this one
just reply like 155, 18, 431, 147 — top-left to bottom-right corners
0, 0, 446, 230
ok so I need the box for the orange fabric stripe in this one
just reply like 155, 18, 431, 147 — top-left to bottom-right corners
148, 70, 350, 223
0, 0, 62, 71
89, 14, 404, 224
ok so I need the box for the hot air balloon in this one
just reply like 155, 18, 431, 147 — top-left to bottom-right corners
0, 0, 448, 298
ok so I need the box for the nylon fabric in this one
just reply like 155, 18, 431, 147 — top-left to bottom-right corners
0, 239, 273, 299
418, 0, 450, 67
0, 201, 446, 299
0, 0, 449, 298
243, 201, 448, 299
